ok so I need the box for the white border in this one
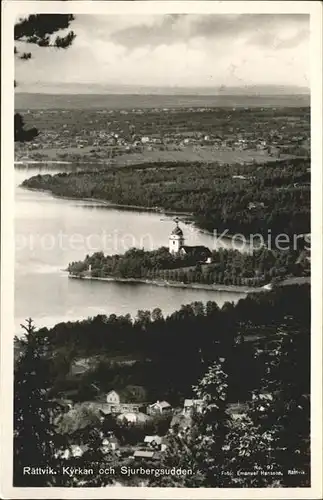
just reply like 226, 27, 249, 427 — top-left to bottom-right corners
1, 2, 322, 499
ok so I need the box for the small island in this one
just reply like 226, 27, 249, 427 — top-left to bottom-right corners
68, 221, 310, 291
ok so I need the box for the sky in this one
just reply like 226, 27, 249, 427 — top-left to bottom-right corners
15, 14, 310, 93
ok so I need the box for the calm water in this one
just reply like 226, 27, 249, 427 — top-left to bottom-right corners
15, 167, 248, 332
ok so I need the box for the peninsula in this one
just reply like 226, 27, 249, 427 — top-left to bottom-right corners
67, 221, 310, 290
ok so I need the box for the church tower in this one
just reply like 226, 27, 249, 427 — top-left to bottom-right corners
169, 222, 185, 254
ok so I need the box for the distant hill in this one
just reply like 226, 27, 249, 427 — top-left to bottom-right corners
15, 91, 310, 111
16, 82, 310, 95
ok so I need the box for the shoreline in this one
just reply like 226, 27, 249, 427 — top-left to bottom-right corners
19, 186, 254, 243
68, 273, 263, 294
15, 160, 73, 165
68, 272, 310, 292
19, 185, 194, 216
20, 186, 162, 211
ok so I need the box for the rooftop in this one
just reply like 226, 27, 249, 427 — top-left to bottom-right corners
150, 400, 171, 409
180, 245, 212, 256
133, 450, 156, 459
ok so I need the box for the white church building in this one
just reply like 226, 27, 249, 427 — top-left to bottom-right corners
168, 222, 212, 263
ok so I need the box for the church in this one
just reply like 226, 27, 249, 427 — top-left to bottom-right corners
168, 222, 212, 263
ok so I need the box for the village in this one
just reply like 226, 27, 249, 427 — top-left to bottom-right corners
54, 386, 246, 464
14, 107, 310, 164
55, 387, 202, 461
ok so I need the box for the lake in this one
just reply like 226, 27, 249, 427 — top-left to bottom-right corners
15, 166, 248, 332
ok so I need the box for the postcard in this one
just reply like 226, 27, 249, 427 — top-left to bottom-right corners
1, 1, 322, 498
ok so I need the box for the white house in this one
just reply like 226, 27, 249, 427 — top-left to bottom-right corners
147, 400, 172, 415
106, 390, 120, 405
117, 411, 149, 424
103, 390, 143, 415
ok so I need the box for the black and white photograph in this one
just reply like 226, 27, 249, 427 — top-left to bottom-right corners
1, 1, 322, 498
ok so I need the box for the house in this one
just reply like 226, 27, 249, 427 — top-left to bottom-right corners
117, 411, 150, 424
183, 399, 204, 416
106, 390, 120, 405
104, 390, 142, 414
147, 400, 172, 415
117, 412, 137, 424
109, 402, 142, 415
105, 390, 122, 413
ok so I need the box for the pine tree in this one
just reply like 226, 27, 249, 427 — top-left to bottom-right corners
15, 14, 75, 141
149, 359, 233, 487
54, 424, 118, 487
150, 322, 310, 489
14, 319, 119, 487
14, 319, 66, 486
15, 14, 75, 51
250, 326, 310, 486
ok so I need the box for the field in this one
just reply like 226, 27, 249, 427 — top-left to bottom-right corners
15, 145, 297, 166
15, 104, 310, 166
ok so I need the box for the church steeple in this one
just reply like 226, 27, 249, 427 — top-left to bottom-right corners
169, 221, 185, 253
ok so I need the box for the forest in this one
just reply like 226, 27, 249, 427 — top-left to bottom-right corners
22, 156, 310, 240
15, 284, 310, 405
68, 245, 310, 287
14, 284, 310, 487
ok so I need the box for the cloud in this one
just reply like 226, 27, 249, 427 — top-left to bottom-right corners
109, 14, 309, 50
15, 14, 310, 90
110, 14, 188, 48
274, 28, 309, 49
